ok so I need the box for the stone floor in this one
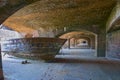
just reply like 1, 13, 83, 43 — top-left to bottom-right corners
59, 48, 96, 57
1, 49, 120, 80
2, 53, 120, 80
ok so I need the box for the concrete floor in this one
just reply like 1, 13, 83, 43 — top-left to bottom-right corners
2, 49, 120, 80
2, 56, 120, 80
59, 49, 96, 57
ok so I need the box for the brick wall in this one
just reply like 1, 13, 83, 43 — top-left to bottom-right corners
106, 30, 120, 59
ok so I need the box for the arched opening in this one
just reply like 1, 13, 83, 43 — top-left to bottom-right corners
75, 38, 90, 48
59, 30, 97, 57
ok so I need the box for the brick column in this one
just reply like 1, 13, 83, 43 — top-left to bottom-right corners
97, 31, 106, 57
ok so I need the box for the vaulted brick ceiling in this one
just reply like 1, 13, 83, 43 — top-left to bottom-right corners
3, 0, 117, 33
59, 31, 95, 39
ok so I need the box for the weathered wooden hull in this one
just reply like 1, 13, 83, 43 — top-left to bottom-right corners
1, 37, 66, 60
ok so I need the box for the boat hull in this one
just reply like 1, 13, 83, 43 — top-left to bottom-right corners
1, 37, 66, 61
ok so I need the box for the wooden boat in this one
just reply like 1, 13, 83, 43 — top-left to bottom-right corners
1, 37, 66, 61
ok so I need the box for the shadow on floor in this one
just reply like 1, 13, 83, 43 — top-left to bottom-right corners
46, 56, 120, 65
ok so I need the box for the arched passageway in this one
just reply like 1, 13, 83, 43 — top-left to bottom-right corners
59, 31, 97, 57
